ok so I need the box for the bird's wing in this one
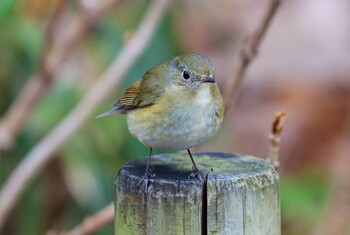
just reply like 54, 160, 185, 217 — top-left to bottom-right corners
96, 81, 142, 118
115, 71, 165, 111
117, 80, 141, 109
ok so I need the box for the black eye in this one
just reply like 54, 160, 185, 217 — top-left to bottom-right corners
182, 70, 190, 80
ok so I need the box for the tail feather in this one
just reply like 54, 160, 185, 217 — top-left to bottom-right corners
96, 106, 124, 119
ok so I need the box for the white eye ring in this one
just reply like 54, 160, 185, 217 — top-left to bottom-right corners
182, 70, 190, 80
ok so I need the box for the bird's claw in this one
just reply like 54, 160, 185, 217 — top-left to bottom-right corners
188, 168, 204, 182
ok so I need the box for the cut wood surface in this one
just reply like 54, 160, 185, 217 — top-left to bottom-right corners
115, 152, 280, 235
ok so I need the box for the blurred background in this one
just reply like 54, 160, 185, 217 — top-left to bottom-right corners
1, 0, 350, 234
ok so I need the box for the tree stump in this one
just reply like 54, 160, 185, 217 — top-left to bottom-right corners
114, 152, 280, 235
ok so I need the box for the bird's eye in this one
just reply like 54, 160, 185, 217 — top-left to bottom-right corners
182, 70, 190, 80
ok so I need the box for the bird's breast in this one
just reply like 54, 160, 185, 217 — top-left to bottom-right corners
195, 85, 212, 107
126, 84, 223, 150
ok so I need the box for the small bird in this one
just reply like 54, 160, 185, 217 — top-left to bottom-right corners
97, 53, 224, 187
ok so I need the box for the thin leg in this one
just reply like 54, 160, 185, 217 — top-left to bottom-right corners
187, 149, 203, 181
138, 147, 155, 193
145, 147, 154, 177
187, 149, 199, 171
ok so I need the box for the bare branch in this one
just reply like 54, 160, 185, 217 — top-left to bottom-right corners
39, 0, 67, 77
46, 203, 114, 235
223, 0, 281, 107
266, 110, 287, 168
0, 0, 122, 151
0, 0, 170, 229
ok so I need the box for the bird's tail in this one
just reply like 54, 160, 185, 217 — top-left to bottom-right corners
95, 106, 123, 119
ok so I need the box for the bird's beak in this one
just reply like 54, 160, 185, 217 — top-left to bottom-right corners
202, 76, 215, 83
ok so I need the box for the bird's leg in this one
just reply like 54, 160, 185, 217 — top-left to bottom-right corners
187, 149, 204, 181
145, 147, 155, 178
138, 147, 156, 193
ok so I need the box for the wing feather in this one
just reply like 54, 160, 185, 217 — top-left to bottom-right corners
115, 81, 141, 110
114, 62, 168, 112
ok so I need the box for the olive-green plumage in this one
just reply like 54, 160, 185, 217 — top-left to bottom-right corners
97, 53, 224, 181
97, 53, 224, 149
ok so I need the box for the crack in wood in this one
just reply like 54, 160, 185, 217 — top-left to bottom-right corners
201, 172, 209, 235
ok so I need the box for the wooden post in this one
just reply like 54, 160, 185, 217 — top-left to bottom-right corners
114, 152, 280, 235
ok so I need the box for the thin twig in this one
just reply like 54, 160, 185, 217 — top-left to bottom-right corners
39, 0, 67, 78
46, 202, 114, 235
267, 111, 287, 168
0, 0, 67, 151
223, 0, 281, 107
0, 0, 170, 229
0, 0, 122, 151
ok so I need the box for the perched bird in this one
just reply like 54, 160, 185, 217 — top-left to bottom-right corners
97, 53, 224, 187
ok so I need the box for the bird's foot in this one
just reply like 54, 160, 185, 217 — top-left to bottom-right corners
137, 167, 156, 194
188, 168, 204, 182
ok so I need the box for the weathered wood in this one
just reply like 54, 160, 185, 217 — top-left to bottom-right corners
115, 152, 280, 235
